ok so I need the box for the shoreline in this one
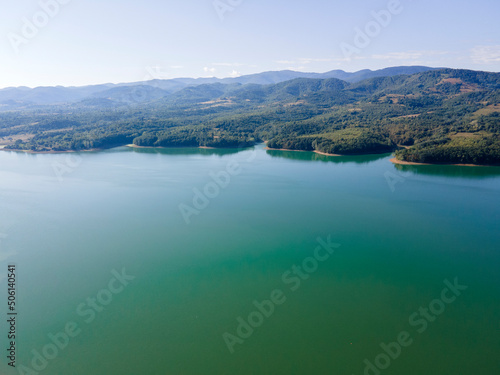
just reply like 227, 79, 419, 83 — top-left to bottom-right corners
313, 150, 342, 157
390, 157, 495, 167
1, 144, 497, 167
0, 144, 219, 154
264, 147, 341, 157
126, 144, 217, 150
390, 158, 431, 166
0, 147, 102, 154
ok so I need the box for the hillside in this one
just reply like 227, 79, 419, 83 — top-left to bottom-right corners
0, 68, 499, 165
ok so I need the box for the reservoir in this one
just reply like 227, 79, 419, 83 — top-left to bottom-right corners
0, 145, 499, 374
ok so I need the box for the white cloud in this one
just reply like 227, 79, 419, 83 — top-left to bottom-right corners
229, 70, 241, 77
203, 67, 216, 73
471, 45, 500, 64
145, 65, 171, 80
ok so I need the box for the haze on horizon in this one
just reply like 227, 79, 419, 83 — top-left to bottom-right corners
0, 0, 499, 89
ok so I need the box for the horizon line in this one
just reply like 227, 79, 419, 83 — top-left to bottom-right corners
2, 65, 499, 90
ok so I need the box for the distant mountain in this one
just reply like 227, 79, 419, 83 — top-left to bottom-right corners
227, 78, 349, 103
0, 84, 113, 107
224, 70, 319, 85
160, 69, 487, 109
165, 83, 241, 104
0, 66, 439, 108
340, 66, 441, 83
347, 68, 500, 96
90, 85, 171, 104
222, 66, 439, 85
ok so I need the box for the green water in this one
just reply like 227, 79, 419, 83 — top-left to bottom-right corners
0, 145, 499, 375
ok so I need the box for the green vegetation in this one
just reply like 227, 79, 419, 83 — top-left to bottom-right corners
395, 134, 500, 165
1, 68, 499, 164
268, 129, 394, 155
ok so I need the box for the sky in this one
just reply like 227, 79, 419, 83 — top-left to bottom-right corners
0, 0, 499, 88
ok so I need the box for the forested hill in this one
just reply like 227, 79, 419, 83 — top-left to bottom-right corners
1, 68, 499, 165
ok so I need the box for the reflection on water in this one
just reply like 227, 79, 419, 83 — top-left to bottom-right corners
394, 163, 500, 179
266, 148, 390, 164
126, 145, 250, 157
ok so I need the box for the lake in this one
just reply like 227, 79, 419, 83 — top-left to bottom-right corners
0, 144, 499, 375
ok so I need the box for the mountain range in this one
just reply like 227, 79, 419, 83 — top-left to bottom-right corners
0, 66, 438, 109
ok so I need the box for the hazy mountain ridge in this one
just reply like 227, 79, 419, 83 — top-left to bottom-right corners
0, 66, 438, 109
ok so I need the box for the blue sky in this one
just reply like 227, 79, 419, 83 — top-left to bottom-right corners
0, 0, 499, 88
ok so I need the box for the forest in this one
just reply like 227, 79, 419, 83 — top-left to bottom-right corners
1, 68, 499, 165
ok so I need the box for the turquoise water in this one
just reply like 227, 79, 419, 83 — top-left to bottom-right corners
0, 145, 499, 375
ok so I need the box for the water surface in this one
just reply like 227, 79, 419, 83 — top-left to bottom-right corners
0, 145, 499, 374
